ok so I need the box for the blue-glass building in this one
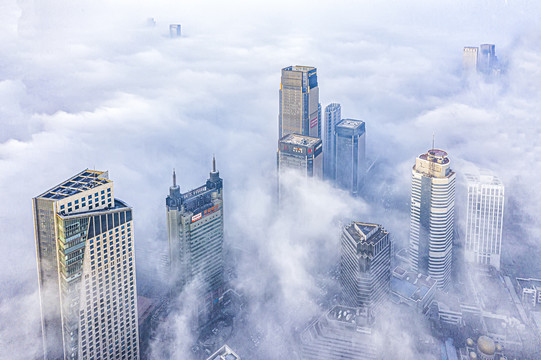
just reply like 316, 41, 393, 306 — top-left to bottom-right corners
334, 119, 366, 195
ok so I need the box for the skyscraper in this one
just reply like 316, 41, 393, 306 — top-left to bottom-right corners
279, 65, 320, 139
478, 44, 497, 75
277, 134, 323, 199
33, 169, 139, 360
166, 158, 224, 308
409, 149, 456, 291
464, 170, 504, 271
334, 119, 366, 195
323, 103, 341, 180
340, 222, 391, 311
463, 46, 479, 73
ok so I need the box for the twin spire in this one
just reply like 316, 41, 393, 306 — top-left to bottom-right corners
172, 155, 217, 186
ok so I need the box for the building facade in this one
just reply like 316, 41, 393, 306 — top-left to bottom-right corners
334, 119, 366, 195
33, 169, 139, 359
323, 103, 341, 180
463, 46, 479, 73
464, 171, 504, 270
300, 305, 378, 360
166, 158, 224, 309
409, 149, 456, 291
279, 65, 320, 139
340, 222, 391, 311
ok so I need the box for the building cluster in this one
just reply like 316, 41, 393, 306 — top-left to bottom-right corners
31, 56, 541, 360
463, 44, 500, 76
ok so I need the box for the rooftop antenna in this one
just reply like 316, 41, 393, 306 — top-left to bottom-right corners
432, 132, 435, 150
172, 168, 176, 187
212, 154, 216, 172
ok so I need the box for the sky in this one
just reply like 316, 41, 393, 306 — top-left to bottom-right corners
1, 0, 541, 359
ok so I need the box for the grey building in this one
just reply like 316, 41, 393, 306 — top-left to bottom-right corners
300, 305, 378, 360
166, 158, 224, 309
390, 266, 436, 315
279, 65, 320, 139
323, 103, 341, 180
334, 119, 366, 195
277, 134, 323, 198
33, 169, 139, 359
340, 222, 392, 311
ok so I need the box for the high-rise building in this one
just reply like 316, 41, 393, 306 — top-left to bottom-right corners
33, 169, 139, 359
169, 24, 181, 38
277, 134, 323, 198
340, 222, 391, 311
279, 65, 320, 139
409, 149, 456, 291
464, 171, 504, 270
463, 46, 479, 73
166, 158, 224, 308
323, 103, 341, 180
300, 305, 378, 360
478, 44, 497, 74
334, 119, 366, 195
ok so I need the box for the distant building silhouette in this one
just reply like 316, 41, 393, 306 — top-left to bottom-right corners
169, 24, 181, 38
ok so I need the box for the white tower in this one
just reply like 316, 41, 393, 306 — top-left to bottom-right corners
464, 170, 504, 270
409, 149, 456, 291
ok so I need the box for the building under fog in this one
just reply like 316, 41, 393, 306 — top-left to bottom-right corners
323, 103, 341, 180
334, 119, 366, 195
166, 157, 224, 309
462, 44, 499, 75
390, 266, 436, 315
206, 344, 240, 360
300, 305, 378, 360
279, 65, 320, 139
409, 149, 456, 291
33, 169, 139, 359
340, 222, 391, 311
277, 133, 323, 198
464, 171, 504, 271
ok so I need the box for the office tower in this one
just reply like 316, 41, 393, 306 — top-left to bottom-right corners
277, 134, 322, 198
206, 344, 241, 360
464, 171, 504, 271
166, 158, 224, 308
340, 222, 391, 311
334, 119, 366, 195
463, 46, 479, 73
323, 103, 341, 180
169, 24, 181, 38
478, 44, 497, 74
33, 169, 139, 360
300, 305, 378, 360
278, 65, 320, 139
409, 149, 456, 291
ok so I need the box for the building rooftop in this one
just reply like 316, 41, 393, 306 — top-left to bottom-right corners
345, 222, 387, 246
465, 170, 503, 186
206, 345, 240, 360
517, 277, 541, 290
37, 169, 110, 200
336, 119, 365, 130
279, 133, 321, 148
283, 65, 316, 72
419, 149, 450, 165
391, 266, 436, 302
58, 199, 129, 218
326, 305, 371, 327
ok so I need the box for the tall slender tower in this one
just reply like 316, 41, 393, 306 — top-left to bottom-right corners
279, 65, 320, 139
33, 169, 139, 359
340, 222, 391, 311
334, 119, 366, 195
464, 170, 504, 270
323, 103, 341, 180
166, 157, 224, 309
409, 149, 456, 291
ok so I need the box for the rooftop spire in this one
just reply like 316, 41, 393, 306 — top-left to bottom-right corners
432, 132, 435, 150
212, 154, 216, 172
173, 168, 176, 187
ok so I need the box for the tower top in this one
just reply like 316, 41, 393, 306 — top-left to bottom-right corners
173, 168, 176, 187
